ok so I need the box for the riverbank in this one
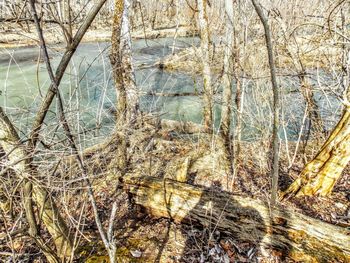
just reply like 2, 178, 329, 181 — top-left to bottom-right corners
158, 36, 339, 75
0, 22, 197, 49
58, 131, 350, 262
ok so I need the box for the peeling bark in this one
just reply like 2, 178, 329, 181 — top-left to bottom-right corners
111, 0, 139, 123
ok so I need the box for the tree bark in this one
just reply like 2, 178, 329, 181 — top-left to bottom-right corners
197, 0, 213, 133
251, 0, 280, 205
110, 0, 139, 124
122, 175, 350, 262
220, 0, 234, 168
282, 107, 350, 197
110, 0, 141, 173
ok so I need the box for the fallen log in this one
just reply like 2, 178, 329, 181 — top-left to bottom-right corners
122, 175, 350, 262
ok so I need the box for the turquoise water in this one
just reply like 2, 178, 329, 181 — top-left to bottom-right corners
0, 37, 342, 146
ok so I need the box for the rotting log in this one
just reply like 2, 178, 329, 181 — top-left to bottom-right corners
122, 175, 350, 262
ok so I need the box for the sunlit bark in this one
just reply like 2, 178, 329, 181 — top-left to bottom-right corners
282, 108, 350, 197
197, 0, 213, 133
111, 0, 139, 124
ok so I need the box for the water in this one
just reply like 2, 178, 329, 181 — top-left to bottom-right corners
0, 37, 342, 146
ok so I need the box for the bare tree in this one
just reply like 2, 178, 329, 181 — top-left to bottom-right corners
110, 0, 139, 123
28, 1, 118, 261
282, 1, 350, 198
220, 0, 234, 177
0, 0, 108, 261
197, 0, 213, 133
251, 0, 280, 206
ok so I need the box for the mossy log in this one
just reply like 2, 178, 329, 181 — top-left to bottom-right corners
122, 175, 350, 262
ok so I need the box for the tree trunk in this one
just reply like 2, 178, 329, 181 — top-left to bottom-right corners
220, 0, 234, 167
251, 0, 280, 205
122, 175, 350, 262
110, 0, 140, 172
197, 0, 213, 133
0, 108, 73, 261
282, 107, 350, 197
111, 0, 139, 124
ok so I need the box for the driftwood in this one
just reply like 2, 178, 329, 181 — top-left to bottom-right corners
122, 175, 350, 262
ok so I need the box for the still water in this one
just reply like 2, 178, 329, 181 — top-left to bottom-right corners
0, 37, 341, 146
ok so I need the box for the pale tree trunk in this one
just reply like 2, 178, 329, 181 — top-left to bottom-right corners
111, 0, 139, 124
282, 107, 350, 197
120, 0, 139, 121
197, 0, 213, 133
110, 0, 139, 172
220, 0, 234, 177
0, 108, 73, 262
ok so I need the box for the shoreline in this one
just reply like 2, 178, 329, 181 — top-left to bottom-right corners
0, 24, 198, 49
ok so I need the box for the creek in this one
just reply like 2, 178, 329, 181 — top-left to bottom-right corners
0, 37, 341, 146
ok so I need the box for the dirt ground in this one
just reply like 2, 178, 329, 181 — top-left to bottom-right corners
0, 127, 349, 262
73, 130, 350, 262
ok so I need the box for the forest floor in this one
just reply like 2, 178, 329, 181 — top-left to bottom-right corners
66, 124, 349, 262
